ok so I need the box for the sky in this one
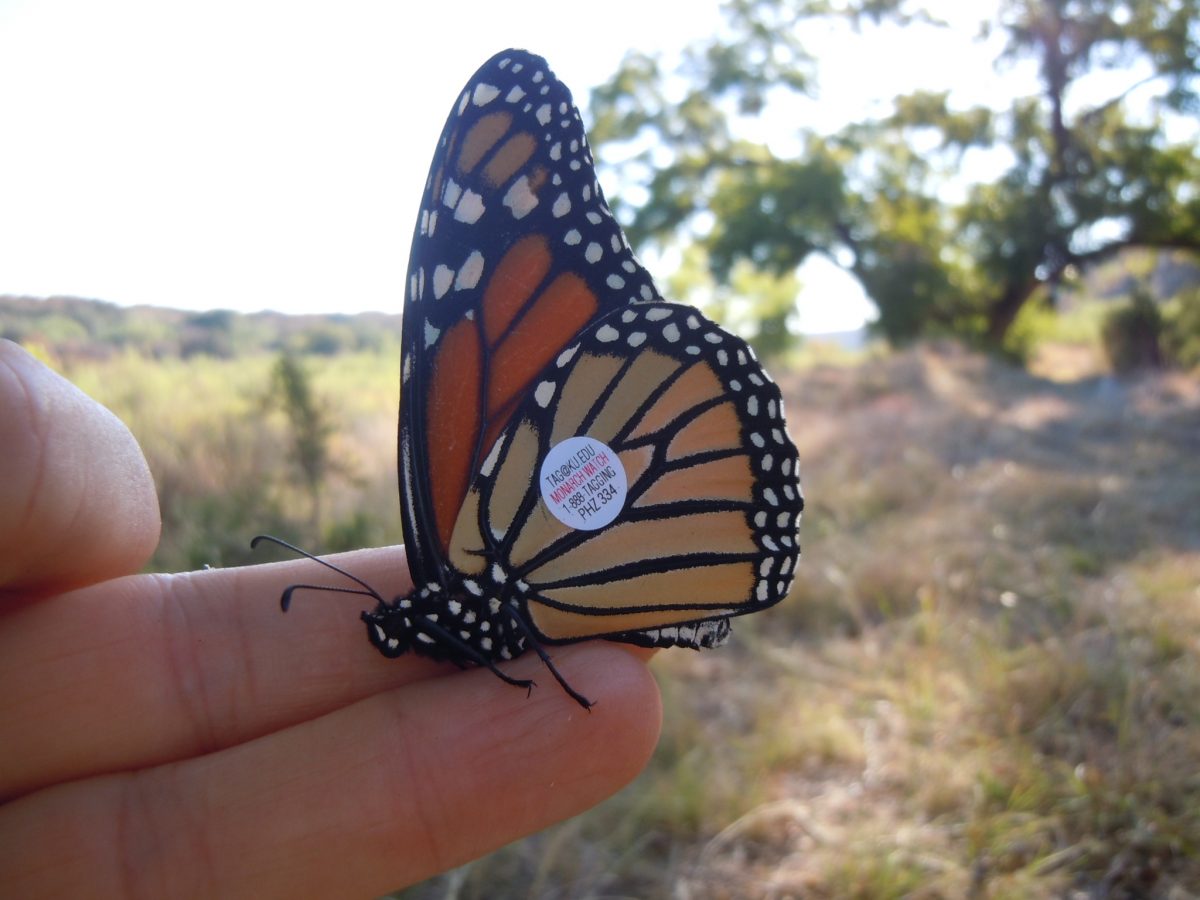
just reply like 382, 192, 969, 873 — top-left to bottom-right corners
0, 0, 1015, 334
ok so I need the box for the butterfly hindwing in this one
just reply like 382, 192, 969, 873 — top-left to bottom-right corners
400, 50, 661, 589
447, 302, 803, 647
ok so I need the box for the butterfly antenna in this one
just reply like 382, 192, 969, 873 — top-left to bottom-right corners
251, 534, 387, 610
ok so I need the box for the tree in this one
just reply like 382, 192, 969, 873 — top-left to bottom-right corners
269, 352, 334, 539
589, 0, 1200, 350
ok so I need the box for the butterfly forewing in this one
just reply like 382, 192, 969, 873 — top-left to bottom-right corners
400, 50, 660, 589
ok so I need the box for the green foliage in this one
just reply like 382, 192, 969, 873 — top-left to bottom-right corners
1101, 289, 1165, 371
0, 295, 402, 362
298, 322, 357, 356
323, 511, 389, 554
1000, 290, 1056, 362
181, 309, 239, 358
47, 338, 399, 574
4, 312, 88, 344
667, 244, 804, 358
1162, 287, 1200, 369
589, 0, 1200, 350
267, 352, 339, 541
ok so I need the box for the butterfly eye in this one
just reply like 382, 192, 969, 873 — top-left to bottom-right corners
360, 50, 802, 709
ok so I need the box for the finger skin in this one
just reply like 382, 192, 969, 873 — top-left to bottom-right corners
0, 340, 160, 593
0, 549, 433, 800
0, 548, 653, 802
0, 643, 662, 899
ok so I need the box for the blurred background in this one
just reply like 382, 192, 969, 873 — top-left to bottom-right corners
2, 0, 1198, 896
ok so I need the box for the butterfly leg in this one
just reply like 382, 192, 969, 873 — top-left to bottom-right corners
505, 612, 594, 710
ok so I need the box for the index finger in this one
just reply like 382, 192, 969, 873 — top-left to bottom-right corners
0, 546, 438, 799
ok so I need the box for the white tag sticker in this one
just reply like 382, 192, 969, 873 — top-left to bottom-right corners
538, 436, 628, 531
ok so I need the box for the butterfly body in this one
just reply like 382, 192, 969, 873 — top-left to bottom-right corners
357, 49, 803, 707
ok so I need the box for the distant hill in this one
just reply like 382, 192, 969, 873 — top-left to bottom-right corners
5, 246, 1195, 364
0, 294, 401, 362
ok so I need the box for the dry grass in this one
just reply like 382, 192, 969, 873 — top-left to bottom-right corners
401, 343, 1200, 899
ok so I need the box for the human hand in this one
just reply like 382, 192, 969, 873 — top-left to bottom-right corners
0, 340, 662, 898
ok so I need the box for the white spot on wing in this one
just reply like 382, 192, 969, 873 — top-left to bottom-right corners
480, 432, 506, 477
455, 251, 484, 291
503, 176, 538, 219
432, 265, 454, 299
455, 190, 485, 224
473, 83, 501, 105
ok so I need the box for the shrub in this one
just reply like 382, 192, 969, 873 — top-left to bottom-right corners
1162, 287, 1200, 370
1101, 288, 1163, 372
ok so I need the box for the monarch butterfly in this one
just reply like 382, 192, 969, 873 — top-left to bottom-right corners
266, 49, 803, 709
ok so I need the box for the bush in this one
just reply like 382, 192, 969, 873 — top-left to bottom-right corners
1101, 289, 1163, 372
1162, 287, 1200, 370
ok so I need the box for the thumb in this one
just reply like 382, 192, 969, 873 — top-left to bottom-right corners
0, 341, 160, 594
